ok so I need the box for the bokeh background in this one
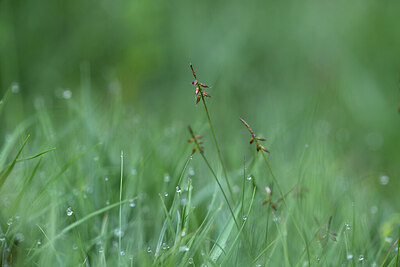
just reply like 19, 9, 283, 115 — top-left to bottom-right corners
1, 1, 400, 265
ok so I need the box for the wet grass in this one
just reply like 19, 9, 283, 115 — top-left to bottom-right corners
0, 67, 400, 267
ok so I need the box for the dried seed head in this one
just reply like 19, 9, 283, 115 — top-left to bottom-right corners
199, 82, 209, 88
195, 87, 200, 96
196, 95, 201, 104
202, 91, 211, 97
192, 80, 198, 86
190, 64, 197, 79
249, 137, 254, 144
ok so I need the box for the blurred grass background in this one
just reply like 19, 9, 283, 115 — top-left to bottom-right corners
1, 0, 400, 266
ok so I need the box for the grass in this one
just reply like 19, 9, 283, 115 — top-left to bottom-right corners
0, 64, 400, 267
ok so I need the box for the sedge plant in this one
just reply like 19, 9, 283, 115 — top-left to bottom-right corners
190, 64, 234, 203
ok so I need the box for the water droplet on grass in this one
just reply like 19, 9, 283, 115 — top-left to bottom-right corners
176, 186, 181, 193
63, 90, 72, 99
345, 223, 351, 230
162, 243, 167, 250
385, 236, 392, 243
247, 174, 252, 181
37, 240, 42, 246
164, 192, 168, 197
106, 201, 110, 205
72, 244, 78, 250
164, 174, 170, 182
188, 258, 194, 264
114, 228, 124, 238
179, 246, 189, 252
129, 199, 136, 207
242, 215, 248, 221
347, 253, 353, 260
379, 174, 389, 185
188, 167, 195, 176
105, 176, 109, 181
359, 254, 364, 262
147, 247, 152, 253
66, 207, 73, 216
120, 250, 125, 256
7, 218, 13, 226
131, 168, 137, 175
11, 82, 20, 94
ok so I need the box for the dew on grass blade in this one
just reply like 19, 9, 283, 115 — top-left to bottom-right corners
359, 254, 364, 262
105, 176, 109, 182
162, 242, 167, 250
164, 192, 168, 197
347, 253, 353, 260
247, 174, 253, 181
385, 236, 392, 243
72, 244, 78, 250
114, 228, 124, 238
188, 258, 194, 265
37, 240, 42, 246
188, 167, 195, 176
345, 223, 350, 230
120, 250, 125, 256
66, 207, 73, 216
131, 168, 137, 175
379, 174, 389, 185
242, 215, 248, 221
129, 199, 136, 207
11, 82, 20, 94
62, 90, 72, 99
176, 185, 182, 193
179, 246, 189, 252
147, 247, 152, 253
164, 173, 170, 183
106, 201, 110, 205
7, 218, 13, 226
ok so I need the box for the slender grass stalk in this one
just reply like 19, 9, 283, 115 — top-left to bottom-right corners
260, 151, 310, 254
200, 153, 239, 229
119, 150, 124, 266
190, 64, 234, 203
200, 93, 234, 203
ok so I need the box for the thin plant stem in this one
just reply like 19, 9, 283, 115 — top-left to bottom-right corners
200, 93, 234, 203
260, 150, 311, 258
199, 152, 239, 229
119, 150, 124, 266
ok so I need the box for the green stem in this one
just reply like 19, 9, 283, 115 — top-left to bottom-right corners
200, 152, 239, 229
200, 93, 234, 203
260, 151, 311, 259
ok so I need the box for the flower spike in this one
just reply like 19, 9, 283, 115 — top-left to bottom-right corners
190, 64, 211, 104
240, 118, 270, 153
188, 125, 205, 154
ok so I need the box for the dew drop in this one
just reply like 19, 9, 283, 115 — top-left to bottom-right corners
11, 82, 20, 94
114, 228, 124, 238
7, 218, 13, 226
62, 90, 72, 99
147, 247, 152, 253
188, 167, 195, 176
247, 174, 252, 181
347, 253, 353, 260
164, 192, 168, 197
176, 186, 182, 193
164, 174, 170, 183
345, 223, 351, 230
120, 250, 125, 256
385, 236, 393, 243
98, 247, 104, 254
379, 174, 389, 185
162, 242, 167, 250
66, 207, 73, 216
72, 244, 78, 250
129, 199, 136, 207
131, 168, 137, 175
359, 254, 364, 262
242, 215, 248, 221
179, 246, 189, 252
106, 201, 110, 205
188, 258, 194, 265
105, 176, 109, 182
37, 240, 42, 246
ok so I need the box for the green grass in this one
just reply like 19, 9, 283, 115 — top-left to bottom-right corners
1, 63, 400, 267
